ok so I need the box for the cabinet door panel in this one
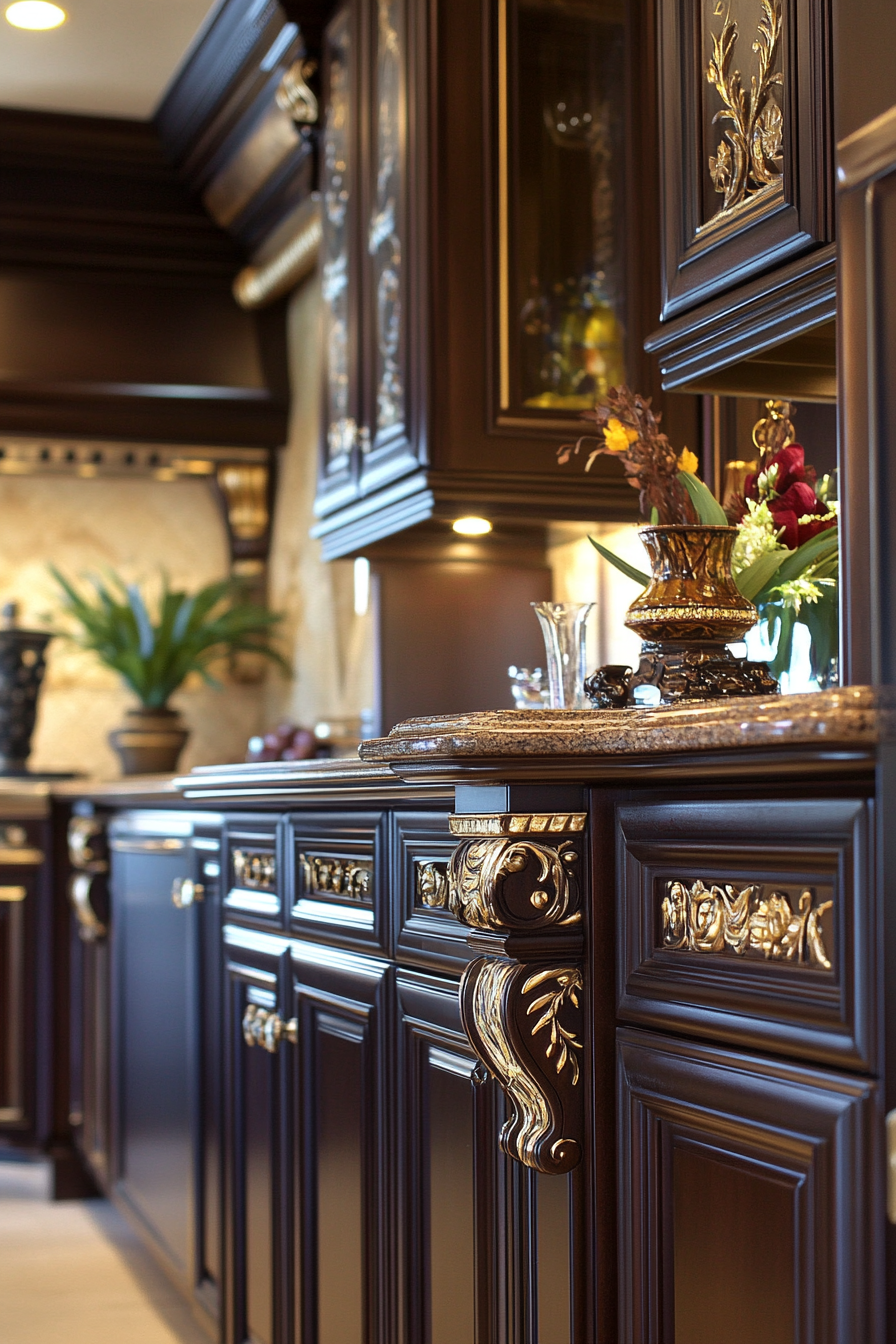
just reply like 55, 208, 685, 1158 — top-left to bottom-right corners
112, 844, 196, 1283
290, 941, 390, 1344
223, 928, 290, 1344
398, 968, 581, 1344
656, 0, 832, 318
0, 876, 32, 1128
618, 1028, 882, 1344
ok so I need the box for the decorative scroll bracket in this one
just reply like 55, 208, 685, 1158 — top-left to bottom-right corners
447, 814, 586, 1174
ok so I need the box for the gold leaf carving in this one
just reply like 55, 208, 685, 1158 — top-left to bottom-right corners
523, 968, 584, 1085
448, 837, 581, 931
661, 880, 833, 969
704, 0, 784, 222
233, 848, 276, 892
299, 852, 372, 900
416, 861, 448, 908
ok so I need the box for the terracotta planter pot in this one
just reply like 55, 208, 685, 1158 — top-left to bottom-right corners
109, 707, 189, 776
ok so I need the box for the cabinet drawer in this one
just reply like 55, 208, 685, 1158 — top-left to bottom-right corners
617, 798, 876, 1070
394, 811, 469, 972
223, 819, 281, 926
287, 812, 387, 954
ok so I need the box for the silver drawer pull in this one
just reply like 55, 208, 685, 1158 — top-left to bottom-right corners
241, 1004, 297, 1053
171, 878, 204, 908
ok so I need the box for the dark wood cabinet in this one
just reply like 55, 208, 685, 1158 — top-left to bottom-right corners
101, 812, 223, 1330
0, 828, 45, 1137
312, 0, 696, 559
618, 1028, 881, 1344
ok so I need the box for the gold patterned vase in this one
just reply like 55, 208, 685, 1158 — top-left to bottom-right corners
585, 525, 778, 707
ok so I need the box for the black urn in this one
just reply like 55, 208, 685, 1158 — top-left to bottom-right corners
0, 603, 51, 774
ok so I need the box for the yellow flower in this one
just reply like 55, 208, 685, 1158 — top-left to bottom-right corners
677, 447, 699, 474
604, 417, 639, 454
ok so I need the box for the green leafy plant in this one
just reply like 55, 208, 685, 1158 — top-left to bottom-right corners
49, 568, 289, 709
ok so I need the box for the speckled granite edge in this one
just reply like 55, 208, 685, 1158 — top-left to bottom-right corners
359, 688, 896, 762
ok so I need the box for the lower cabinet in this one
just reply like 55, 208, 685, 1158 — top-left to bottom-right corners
108, 816, 222, 1328
618, 1028, 882, 1344
222, 920, 583, 1344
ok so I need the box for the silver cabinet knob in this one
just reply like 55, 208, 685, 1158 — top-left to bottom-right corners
171, 877, 204, 908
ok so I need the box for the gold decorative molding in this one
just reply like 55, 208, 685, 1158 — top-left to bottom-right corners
449, 812, 586, 837
216, 463, 269, 544
449, 837, 581, 932
462, 957, 583, 1174
276, 58, 319, 125
233, 201, 322, 310
299, 852, 372, 900
67, 816, 108, 873
0, 886, 26, 902
524, 968, 583, 1086
447, 819, 586, 1174
415, 861, 448, 908
233, 849, 276, 892
703, 0, 784, 226
661, 879, 833, 969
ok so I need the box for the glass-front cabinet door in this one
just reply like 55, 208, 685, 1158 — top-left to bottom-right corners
495, 0, 628, 430
318, 0, 416, 518
319, 1, 361, 516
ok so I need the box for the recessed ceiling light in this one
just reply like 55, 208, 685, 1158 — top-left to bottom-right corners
5, 2, 66, 30
452, 516, 492, 536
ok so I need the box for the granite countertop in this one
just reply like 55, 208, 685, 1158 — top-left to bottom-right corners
359, 687, 896, 769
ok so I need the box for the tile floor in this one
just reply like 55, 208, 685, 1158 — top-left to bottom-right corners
0, 1158, 210, 1344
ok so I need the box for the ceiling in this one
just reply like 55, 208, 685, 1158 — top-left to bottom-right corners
0, 0, 219, 119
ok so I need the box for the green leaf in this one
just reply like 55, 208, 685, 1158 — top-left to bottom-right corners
769, 526, 839, 589
768, 604, 796, 679
801, 589, 838, 681
676, 471, 728, 526
588, 537, 649, 588
734, 548, 792, 602
650, 506, 659, 525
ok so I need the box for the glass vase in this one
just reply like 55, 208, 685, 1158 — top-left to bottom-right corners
531, 602, 594, 709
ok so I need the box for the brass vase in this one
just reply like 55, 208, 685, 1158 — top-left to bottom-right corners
109, 706, 190, 776
586, 525, 778, 707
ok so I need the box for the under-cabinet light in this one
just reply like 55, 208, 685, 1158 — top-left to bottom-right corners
452, 516, 492, 536
354, 557, 370, 616
5, 2, 66, 29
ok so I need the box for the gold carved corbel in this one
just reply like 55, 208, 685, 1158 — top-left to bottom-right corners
447, 815, 586, 1175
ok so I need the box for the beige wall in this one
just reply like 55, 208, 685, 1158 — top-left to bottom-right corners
5, 265, 374, 779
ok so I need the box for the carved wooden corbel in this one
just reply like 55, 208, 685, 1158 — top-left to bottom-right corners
447, 814, 586, 1174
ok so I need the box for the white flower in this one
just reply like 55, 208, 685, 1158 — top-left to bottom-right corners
774, 576, 836, 616
732, 499, 785, 575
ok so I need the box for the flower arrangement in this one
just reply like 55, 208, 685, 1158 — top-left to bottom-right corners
559, 388, 839, 682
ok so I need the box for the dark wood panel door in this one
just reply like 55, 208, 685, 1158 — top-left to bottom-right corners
0, 866, 38, 1133
655, 0, 832, 319
223, 927, 291, 1344
618, 1028, 882, 1344
289, 939, 391, 1344
111, 838, 201, 1297
397, 969, 581, 1344
70, 930, 112, 1190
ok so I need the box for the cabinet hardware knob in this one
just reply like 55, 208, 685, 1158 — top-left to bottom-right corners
171, 878, 204, 909
241, 1004, 298, 1053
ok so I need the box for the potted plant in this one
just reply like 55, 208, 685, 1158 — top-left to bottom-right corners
50, 569, 288, 774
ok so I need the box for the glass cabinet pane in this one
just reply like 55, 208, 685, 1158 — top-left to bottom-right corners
504, 0, 627, 418
370, 0, 406, 446
321, 5, 357, 473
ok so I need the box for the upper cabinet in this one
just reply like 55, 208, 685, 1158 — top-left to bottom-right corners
312, 0, 693, 558
657, 0, 833, 321
646, 0, 838, 397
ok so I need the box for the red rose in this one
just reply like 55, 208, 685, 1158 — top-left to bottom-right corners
745, 443, 816, 503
